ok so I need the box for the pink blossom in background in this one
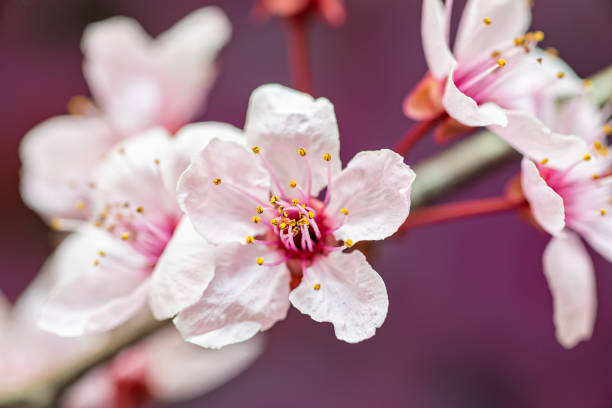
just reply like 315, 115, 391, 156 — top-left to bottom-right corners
255, 0, 346, 26
19, 6, 231, 226
404, 0, 584, 154
168, 84, 415, 348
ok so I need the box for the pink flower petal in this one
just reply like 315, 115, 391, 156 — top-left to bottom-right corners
19, 115, 116, 224
174, 243, 290, 349
454, 0, 531, 62
521, 158, 565, 236
149, 218, 216, 320
177, 139, 271, 244
327, 149, 415, 243
491, 111, 589, 169
421, 0, 456, 79
442, 64, 508, 127
147, 330, 264, 401
543, 232, 596, 349
244, 84, 341, 196
37, 226, 151, 336
289, 250, 388, 343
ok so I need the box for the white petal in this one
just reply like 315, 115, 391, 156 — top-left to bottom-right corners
174, 243, 290, 349
520, 158, 565, 236
454, 0, 531, 62
543, 232, 597, 348
150, 217, 215, 320
421, 0, 456, 79
289, 251, 388, 343
244, 84, 341, 196
327, 149, 416, 243
490, 110, 589, 168
442, 64, 508, 127
37, 226, 151, 336
163, 122, 245, 191
19, 115, 116, 223
146, 329, 264, 401
177, 139, 270, 244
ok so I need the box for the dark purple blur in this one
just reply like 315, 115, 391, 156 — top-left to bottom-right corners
1, 0, 612, 407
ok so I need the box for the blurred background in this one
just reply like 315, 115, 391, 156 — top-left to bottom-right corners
1, 0, 612, 406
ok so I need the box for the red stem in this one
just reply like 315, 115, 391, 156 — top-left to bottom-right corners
394, 115, 444, 156
285, 15, 314, 95
401, 197, 527, 231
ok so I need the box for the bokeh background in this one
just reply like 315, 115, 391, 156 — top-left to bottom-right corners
2, 0, 612, 406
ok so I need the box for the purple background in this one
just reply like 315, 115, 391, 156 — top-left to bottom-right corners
2, 0, 612, 407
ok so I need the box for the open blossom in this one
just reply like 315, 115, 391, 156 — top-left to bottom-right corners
63, 329, 263, 408
404, 0, 583, 154
164, 84, 415, 348
519, 98, 612, 348
255, 0, 346, 26
20, 7, 231, 226
37, 124, 244, 336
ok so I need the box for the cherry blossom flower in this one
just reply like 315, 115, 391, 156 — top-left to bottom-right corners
255, 0, 346, 26
20, 7, 231, 226
170, 84, 415, 348
62, 329, 263, 408
404, 0, 583, 153
519, 98, 612, 348
37, 124, 244, 336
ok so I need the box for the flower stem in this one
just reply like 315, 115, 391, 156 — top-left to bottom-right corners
394, 116, 443, 156
285, 15, 314, 95
401, 196, 527, 231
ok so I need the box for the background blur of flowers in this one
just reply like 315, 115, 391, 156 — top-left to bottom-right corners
1, 0, 612, 406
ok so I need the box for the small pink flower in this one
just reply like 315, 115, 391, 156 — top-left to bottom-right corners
255, 0, 346, 26
37, 124, 243, 336
171, 84, 415, 347
62, 329, 263, 408
520, 98, 612, 348
20, 7, 231, 225
405, 0, 583, 154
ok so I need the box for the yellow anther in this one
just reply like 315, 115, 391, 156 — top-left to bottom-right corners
537, 57, 543, 64
213, 178, 222, 185
323, 153, 331, 161
604, 124, 611, 135
308, 211, 315, 219
99, 250, 106, 257
557, 72, 565, 79
483, 17, 491, 25
298, 148, 307, 157
584, 79, 594, 88
271, 219, 279, 226
154, 158, 160, 165
252, 216, 261, 224
93, 259, 100, 266
341, 208, 349, 215
497, 59, 507, 67
289, 220, 297, 227
546, 47, 559, 57
534, 30, 544, 41
298, 218, 309, 226
292, 198, 300, 206
283, 211, 289, 217
121, 232, 130, 240
595, 141, 603, 150
75, 200, 85, 211
51, 218, 62, 231
256, 206, 264, 214
583, 154, 592, 161
593, 173, 600, 180
136, 206, 144, 213
491, 50, 501, 58
251, 146, 261, 154
279, 222, 287, 230
313, 283, 321, 291
270, 195, 278, 204
289, 180, 297, 188
601, 209, 607, 216
246, 236, 254, 244
345, 239, 354, 248
540, 158, 549, 165
278, 206, 284, 214
514, 36, 525, 46
256, 257, 264, 266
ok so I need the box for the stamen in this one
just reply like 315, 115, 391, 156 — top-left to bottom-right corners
99, 250, 106, 257
345, 239, 354, 248
341, 208, 349, 215
584, 154, 592, 161
289, 180, 297, 188
75, 200, 86, 211
540, 158, 549, 165
213, 178, 222, 185
298, 148, 307, 157
600, 209, 607, 216
557, 72, 565, 79
252, 216, 261, 224
246, 236, 254, 244
483, 17, 491, 25
93, 259, 100, 266
256, 257, 264, 266
256, 206, 264, 214
313, 283, 321, 291
251, 146, 261, 154
121, 232, 130, 240
323, 153, 331, 161
604, 124, 611, 135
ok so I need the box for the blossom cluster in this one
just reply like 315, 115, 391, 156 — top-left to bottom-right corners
2, 0, 611, 406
